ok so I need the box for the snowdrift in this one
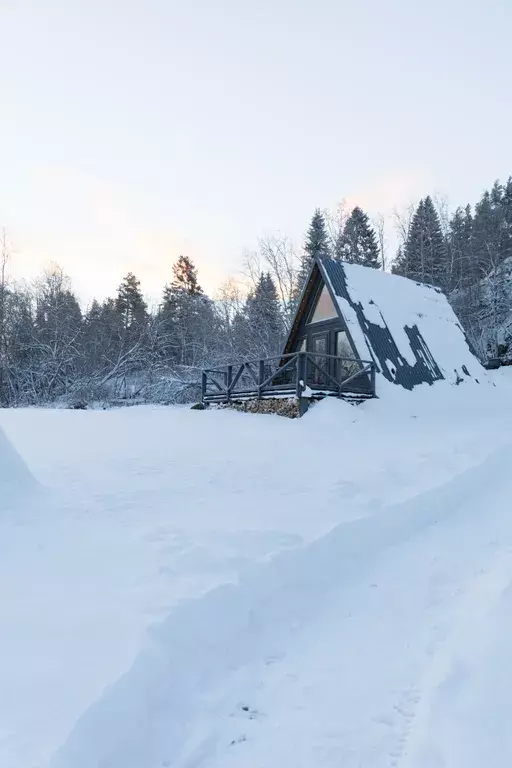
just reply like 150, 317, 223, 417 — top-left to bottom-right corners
0, 424, 37, 502
3, 390, 512, 768
50, 444, 512, 768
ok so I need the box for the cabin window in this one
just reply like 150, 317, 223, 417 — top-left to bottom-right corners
308, 284, 337, 324
335, 330, 353, 358
335, 331, 360, 377
311, 333, 328, 385
298, 338, 306, 351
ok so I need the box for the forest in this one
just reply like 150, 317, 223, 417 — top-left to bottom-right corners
0, 175, 511, 407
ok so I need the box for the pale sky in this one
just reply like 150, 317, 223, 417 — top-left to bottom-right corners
1, 0, 511, 304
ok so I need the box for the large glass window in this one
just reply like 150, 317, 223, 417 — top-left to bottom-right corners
335, 330, 353, 358
310, 333, 328, 385
335, 331, 360, 378
308, 284, 337, 323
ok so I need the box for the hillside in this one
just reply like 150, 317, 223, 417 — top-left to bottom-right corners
1, 375, 512, 767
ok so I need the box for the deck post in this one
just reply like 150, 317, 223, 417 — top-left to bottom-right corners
296, 352, 305, 398
201, 371, 207, 403
226, 365, 233, 402
296, 353, 309, 417
258, 359, 265, 399
370, 362, 376, 396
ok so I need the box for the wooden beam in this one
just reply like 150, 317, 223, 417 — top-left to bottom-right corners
260, 353, 298, 389
226, 365, 233, 402
339, 362, 373, 391
244, 362, 260, 386
296, 352, 306, 397
228, 363, 246, 392
205, 374, 226, 393
258, 360, 265, 400
306, 354, 341, 390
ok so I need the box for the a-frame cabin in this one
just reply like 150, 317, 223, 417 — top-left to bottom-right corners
282, 257, 374, 396
202, 256, 484, 409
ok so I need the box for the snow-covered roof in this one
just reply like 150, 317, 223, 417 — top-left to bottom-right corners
286, 257, 485, 390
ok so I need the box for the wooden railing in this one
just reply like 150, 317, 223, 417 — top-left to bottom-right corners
202, 351, 376, 404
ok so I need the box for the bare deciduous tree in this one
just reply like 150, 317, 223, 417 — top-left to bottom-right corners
373, 213, 388, 272
258, 233, 298, 324
324, 201, 348, 257
243, 233, 299, 326
393, 202, 417, 252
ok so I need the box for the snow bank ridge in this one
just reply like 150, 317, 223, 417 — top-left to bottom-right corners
0, 425, 38, 503
49, 445, 512, 768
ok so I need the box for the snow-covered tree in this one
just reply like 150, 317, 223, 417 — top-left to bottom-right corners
293, 209, 331, 304
115, 272, 148, 335
244, 272, 283, 357
336, 206, 380, 268
160, 256, 216, 367
446, 205, 474, 291
393, 197, 447, 287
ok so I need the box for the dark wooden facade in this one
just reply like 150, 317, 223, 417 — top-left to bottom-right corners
202, 258, 376, 407
202, 255, 482, 409
281, 261, 373, 395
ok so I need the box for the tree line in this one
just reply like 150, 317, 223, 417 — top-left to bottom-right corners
391, 180, 512, 358
0, 175, 510, 406
0, 205, 383, 406
0, 252, 289, 406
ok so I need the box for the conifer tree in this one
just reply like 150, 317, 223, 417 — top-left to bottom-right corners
83, 298, 123, 374
168, 255, 203, 296
305, 209, 331, 262
245, 272, 283, 356
446, 205, 474, 291
35, 266, 82, 344
472, 182, 512, 277
391, 246, 407, 278
115, 272, 147, 333
502, 176, 512, 263
160, 256, 214, 366
294, 209, 331, 301
161, 256, 204, 322
394, 197, 447, 287
336, 206, 380, 268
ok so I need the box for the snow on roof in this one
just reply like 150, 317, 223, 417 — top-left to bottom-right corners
320, 259, 485, 389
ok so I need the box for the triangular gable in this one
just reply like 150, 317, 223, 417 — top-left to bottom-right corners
283, 258, 365, 364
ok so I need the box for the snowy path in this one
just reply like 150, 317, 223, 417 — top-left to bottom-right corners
1, 384, 512, 768
50, 446, 512, 768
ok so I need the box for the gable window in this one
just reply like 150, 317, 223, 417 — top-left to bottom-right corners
308, 284, 337, 324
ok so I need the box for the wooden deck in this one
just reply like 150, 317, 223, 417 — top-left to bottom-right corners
202, 351, 376, 405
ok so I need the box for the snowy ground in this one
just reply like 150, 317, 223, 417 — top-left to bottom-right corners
1, 374, 512, 767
